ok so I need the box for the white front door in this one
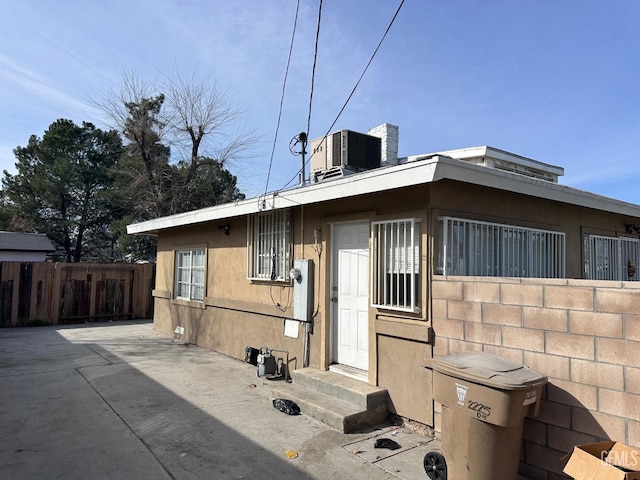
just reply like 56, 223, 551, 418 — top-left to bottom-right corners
331, 222, 369, 371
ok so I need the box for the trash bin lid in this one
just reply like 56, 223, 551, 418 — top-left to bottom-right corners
430, 352, 547, 390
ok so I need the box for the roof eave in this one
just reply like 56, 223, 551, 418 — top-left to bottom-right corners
127, 156, 640, 235
126, 158, 442, 234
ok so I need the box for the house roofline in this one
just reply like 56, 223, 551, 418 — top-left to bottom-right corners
435, 146, 564, 176
0, 231, 56, 252
127, 155, 640, 235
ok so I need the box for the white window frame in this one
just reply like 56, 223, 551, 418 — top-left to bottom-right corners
584, 234, 639, 281
247, 209, 291, 282
174, 248, 205, 302
371, 218, 421, 313
438, 216, 565, 278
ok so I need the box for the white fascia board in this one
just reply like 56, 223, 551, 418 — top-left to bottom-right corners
126, 159, 441, 234
435, 146, 489, 159
126, 198, 262, 234
272, 160, 439, 209
127, 155, 640, 235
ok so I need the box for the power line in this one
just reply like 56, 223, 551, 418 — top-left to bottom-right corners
262, 0, 301, 198
280, 0, 405, 191
307, 0, 323, 138
321, 0, 405, 144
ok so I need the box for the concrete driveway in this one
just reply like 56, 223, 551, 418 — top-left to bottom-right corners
0, 321, 436, 480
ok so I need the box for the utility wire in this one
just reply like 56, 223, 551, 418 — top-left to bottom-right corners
280, 0, 405, 191
307, 0, 323, 138
263, 0, 301, 198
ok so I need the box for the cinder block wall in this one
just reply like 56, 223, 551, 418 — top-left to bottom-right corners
431, 276, 640, 480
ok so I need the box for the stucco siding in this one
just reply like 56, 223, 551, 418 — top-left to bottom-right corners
147, 177, 640, 448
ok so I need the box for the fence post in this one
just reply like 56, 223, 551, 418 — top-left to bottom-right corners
51, 263, 61, 325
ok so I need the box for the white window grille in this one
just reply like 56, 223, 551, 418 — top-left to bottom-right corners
247, 209, 291, 281
174, 249, 205, 301
371, 218, 421, 312
584, 235, 639, 281
438, 217, 565, 278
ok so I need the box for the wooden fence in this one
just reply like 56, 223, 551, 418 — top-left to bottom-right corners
0, 262, 155, 326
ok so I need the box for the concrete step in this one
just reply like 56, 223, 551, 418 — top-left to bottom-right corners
291, 368, 388, 410
271, 368, 389, 433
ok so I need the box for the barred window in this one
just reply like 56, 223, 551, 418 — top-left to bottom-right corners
438, 217, 565, 278
247, 209, 291, 281
371, 218, 421, 312
174, 249, 205, 301
584, 235, 639, 281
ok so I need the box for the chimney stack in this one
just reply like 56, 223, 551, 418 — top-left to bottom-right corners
368, 123, 399, 167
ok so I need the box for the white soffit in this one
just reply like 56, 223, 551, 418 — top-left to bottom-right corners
127, 155, 640, 234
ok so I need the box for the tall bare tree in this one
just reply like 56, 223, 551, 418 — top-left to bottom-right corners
92, 70, 252, 219
162, 71, 254, 213
164, 72, 240, 166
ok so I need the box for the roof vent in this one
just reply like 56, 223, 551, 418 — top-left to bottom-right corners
311, 166, 356, 183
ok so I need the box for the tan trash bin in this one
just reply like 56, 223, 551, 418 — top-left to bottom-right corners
423, 352, 547, 480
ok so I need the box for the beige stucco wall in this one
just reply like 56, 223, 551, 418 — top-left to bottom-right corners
153, 217, 313, 370
376, 317, 433, 423
150, 185, 435, 423
432, 275, 640, 479
147, 178, 640, 432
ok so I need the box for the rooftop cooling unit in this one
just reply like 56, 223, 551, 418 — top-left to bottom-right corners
310, 130, 381, 179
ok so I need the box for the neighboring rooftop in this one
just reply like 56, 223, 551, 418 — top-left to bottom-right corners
0, 232, 56, 252
403, 146, 565, 183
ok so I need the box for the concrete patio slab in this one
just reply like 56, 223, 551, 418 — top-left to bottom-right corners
0, 322, 401, 479
0, 320, 532, 480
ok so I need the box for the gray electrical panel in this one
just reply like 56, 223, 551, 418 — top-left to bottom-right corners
291, 259, 314, 322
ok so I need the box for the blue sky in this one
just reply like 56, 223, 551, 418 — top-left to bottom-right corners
1, 1, 639, 202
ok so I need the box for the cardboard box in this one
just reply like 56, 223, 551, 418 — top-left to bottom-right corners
563, 441, 640, 480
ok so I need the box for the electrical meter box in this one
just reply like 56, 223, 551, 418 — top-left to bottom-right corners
291, 259, 314, 323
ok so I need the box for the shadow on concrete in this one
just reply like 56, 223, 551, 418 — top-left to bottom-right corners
0, 321, 324, 479
520, 383, 612, 479
79, 345, 313, 479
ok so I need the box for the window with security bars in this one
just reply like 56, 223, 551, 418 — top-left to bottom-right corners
174, 249, 205, 301
438, 217, 565, 278
584, 235, 639, 281
371, 218, 421, 312
247, 209, 291, 281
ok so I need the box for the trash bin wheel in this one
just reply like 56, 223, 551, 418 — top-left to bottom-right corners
423, 451, 447, 480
